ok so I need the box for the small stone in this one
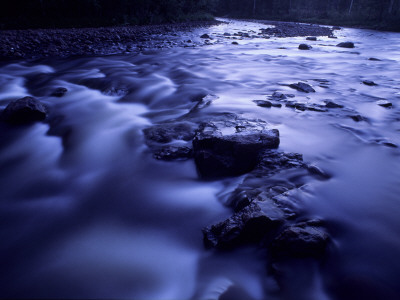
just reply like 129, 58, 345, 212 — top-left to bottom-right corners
253, 100, 272, 108
289, 82, 315, 93
337, 42, 355, 48
377, 100, 392, 108
153, 146, 193, 161
271, 92, 287, 100
350, 115, 364, 122
368, 57, 381, 61
325, 101, 344, 108
232, 41, 238, 45
51, 87, 68, 97
2, 96, 47, 124
298, 44, 312, 50
223, 32, 231, 36
200, 34, 210, 39
363, 80, 377, 86
306, 37, 317, 41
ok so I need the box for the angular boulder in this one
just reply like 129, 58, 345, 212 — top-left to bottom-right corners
193, 121, 280, 179
203, 201, 285, 250
2, 96, 47, 124
271, 223, 329, 259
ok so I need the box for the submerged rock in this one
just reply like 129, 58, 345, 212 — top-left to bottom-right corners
200, 34, 210, 39
2, 96, 47, 124
51, 87, 68, 97
349, 115, 365, 122
298, 44, 312, 50
153, 146, 193, 161
289, 82, 315, 93
363, 80, 377, 86
325, 101, 344, 108
271, 223, 329, 259
337, 42, 355, 48
143, 122, 197, 144
192, 120, 280, 179
253, 100, 272, 108
306, 36, 317, 41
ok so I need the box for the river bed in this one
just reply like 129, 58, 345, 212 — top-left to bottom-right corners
1, 19, 400, 299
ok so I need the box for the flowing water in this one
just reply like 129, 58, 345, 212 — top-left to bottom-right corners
1, 19, 400, 299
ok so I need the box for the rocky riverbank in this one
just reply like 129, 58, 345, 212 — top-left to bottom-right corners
0, 19, 336, 60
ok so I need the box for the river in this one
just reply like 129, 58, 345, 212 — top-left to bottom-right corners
1, 19, 400, 299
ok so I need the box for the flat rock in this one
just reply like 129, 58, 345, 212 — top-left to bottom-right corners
253, 100, 272, 108
192, 119, 280, 179
289, 82, 315, 93
2, 96, 47, 124
306, 36, 317, 41
271, 223, 329, 259
325, 100, 343, 108
337, 42, 355, 48
377, 100, 392, 108
363, 80, 377, 86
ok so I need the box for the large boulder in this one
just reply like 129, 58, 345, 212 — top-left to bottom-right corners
271, 223, 329, 259
203, 201, 285, 250
2, 96, 47, 124
192, 121, 280, 179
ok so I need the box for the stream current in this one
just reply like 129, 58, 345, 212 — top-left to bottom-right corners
1, 19, 400, 299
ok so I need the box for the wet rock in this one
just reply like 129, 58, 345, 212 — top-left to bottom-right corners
223, 32, 231, 36
200, 34, 210, 39
368, 57, 381, 61
377, 100, 392, 108
153, 146, 193, 161
2, 96, 47, 124
253, 100, 272, 108
51, 87, 68, 97
349, 115, 365, 122
232, 41, 239, 45
285, 102, 326, 112
307, 164, 331, 180
192, 120, 280, 179
271, 223, 329, 259
332, 26, 341, 30
337, 42, 355, 48
363, 80, 377, 86
298, 44, 312, 50
143, 122, 197, 144
325, 101, 343, 108
306, 36, 317, 41
203, 201, 285, 250
190, 94, 218, 113
289, 82, 315, 93
271, 92, 287, 100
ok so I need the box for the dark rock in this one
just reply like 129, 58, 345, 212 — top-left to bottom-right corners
377, 100, 392, 108
2, 96, 47, 124
200, 34, 210, 39
253, 100, 272, 108
153, 146, 193, 161
306, 36, 317, 41
223, 32, 231, 36
143, 122, 197, 144
298, 44, 312, 50
286, 102, 306, 111
271, 92, 287, 100
307, 164, 331, 180
325, 101, 344, 108
368, 57, 381, 61
203, 201, 285, 250
363, 80, 377, 86
192, 120, 280, 179
337, 42, 355, 48
190, 94, 218, 113
332, 26, 341, 30
349, 115, 364, 122
289, 82, 315, 93
51, 87, 68, 97
271, 223, 329, 259
232, 41, 239, 45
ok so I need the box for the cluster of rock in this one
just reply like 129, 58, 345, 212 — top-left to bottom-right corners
259, 22, 334, 38
142, 105, 332, 272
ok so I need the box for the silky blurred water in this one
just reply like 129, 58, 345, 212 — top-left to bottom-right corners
0, 19, 400, 299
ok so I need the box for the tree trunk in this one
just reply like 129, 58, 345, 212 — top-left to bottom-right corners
348, 0, 354, 15
388, 0, 395, 14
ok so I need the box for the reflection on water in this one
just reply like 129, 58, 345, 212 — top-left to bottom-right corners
0, 19, 400, 299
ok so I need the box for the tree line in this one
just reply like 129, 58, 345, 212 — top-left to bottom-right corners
1, 0, 399, 31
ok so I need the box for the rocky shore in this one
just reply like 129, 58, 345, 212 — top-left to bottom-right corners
0, 19, 336, 60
